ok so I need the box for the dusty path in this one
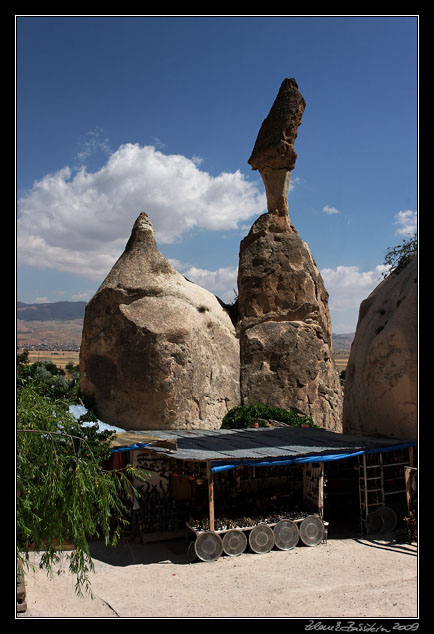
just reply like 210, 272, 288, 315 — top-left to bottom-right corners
18, 533, 418, 619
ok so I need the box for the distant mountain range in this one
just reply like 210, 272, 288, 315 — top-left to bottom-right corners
17, 301, 87, 322
17, 301, 354, 352
332, 332, 355, 353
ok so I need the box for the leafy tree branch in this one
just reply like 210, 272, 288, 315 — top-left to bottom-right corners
383, 233, 417, 278
16, 355, 147, 597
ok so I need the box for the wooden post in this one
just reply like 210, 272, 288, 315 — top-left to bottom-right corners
362, 454, 369, 530
409, 446, 414, 467
318, 462, 324, 518
206, 462, 215, 532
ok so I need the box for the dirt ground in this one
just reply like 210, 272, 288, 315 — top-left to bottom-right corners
17, 530, 418, 620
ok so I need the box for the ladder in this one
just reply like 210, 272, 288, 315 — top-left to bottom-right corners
358, 450, 411, 533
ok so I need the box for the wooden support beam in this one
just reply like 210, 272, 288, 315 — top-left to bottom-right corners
206, 462, 215, 532
409, 446, 414, 467
318, 462, 324, 518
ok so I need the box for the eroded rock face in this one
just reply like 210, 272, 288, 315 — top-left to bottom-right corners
237, 213, 343, 430
80, 213, 240, 430
343, 257, 417, 440
238, 78, 343, 430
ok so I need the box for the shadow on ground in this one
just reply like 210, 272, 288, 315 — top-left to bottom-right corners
89, 537, 191, 567
354, 533, 417, 556
326, 520, 417, 555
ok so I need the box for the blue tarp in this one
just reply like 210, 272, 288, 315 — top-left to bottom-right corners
209, 442, 416, 473
111, 443, 151, 453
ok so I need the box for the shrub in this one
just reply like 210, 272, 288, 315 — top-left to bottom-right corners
221, 402, 316, 429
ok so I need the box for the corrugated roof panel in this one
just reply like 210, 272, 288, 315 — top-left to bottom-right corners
110, 426, 415, 463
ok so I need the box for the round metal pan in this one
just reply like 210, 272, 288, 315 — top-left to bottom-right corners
376, 506, 398, 532
299, 515, 324, 547
222, 530, 247, 556
274, 519, 300, 550
249, 524, 275, 554
194, 531, 223, 562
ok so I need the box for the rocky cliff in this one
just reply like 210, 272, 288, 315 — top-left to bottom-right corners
343, 256, 417, 440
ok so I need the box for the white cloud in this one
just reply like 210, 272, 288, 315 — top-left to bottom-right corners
320, 264, 392, 333
34, 296, 49, 304
394, 210, 417, 236
151, 137, 167, 150
75, 126, 112, 164
321, 264, 389, 311
181, 265, 238, 302
71, 290, 96, 301
17, 143, 266, 280
289, 176, 300, 191
322, 205, 340, 215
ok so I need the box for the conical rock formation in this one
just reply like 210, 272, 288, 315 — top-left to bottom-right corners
79, 213, 240, 430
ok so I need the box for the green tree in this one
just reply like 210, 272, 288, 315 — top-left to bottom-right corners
16, 353, 147, 596
383, 233, 417, 278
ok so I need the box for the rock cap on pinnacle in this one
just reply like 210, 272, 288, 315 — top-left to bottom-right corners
248, 77, 306, 172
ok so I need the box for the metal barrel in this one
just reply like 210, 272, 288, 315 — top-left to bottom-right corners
274, 519, 300, 550
222, 530, 247, 556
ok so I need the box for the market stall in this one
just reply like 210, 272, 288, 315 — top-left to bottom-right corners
108, 426, 416, 560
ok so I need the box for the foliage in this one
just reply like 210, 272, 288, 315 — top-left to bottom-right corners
339, 369, 346, 387
17, 354, 81, 402
383, 233, 417, 278
221, 402, 316, 429
16, 352, 147, 596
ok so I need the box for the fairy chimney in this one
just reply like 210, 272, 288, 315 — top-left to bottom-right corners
238, 78, 343, 430
80, 213, 240, 430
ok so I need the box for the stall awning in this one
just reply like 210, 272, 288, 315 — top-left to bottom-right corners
67, 407, 415, 467
104, 425, 416, 469
209, 442, 416, 472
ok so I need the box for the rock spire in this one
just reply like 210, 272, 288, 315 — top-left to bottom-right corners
248, 78, 306, 216
238, 79, 343, 430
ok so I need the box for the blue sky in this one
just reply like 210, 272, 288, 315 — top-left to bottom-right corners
16, 15, 418, 333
